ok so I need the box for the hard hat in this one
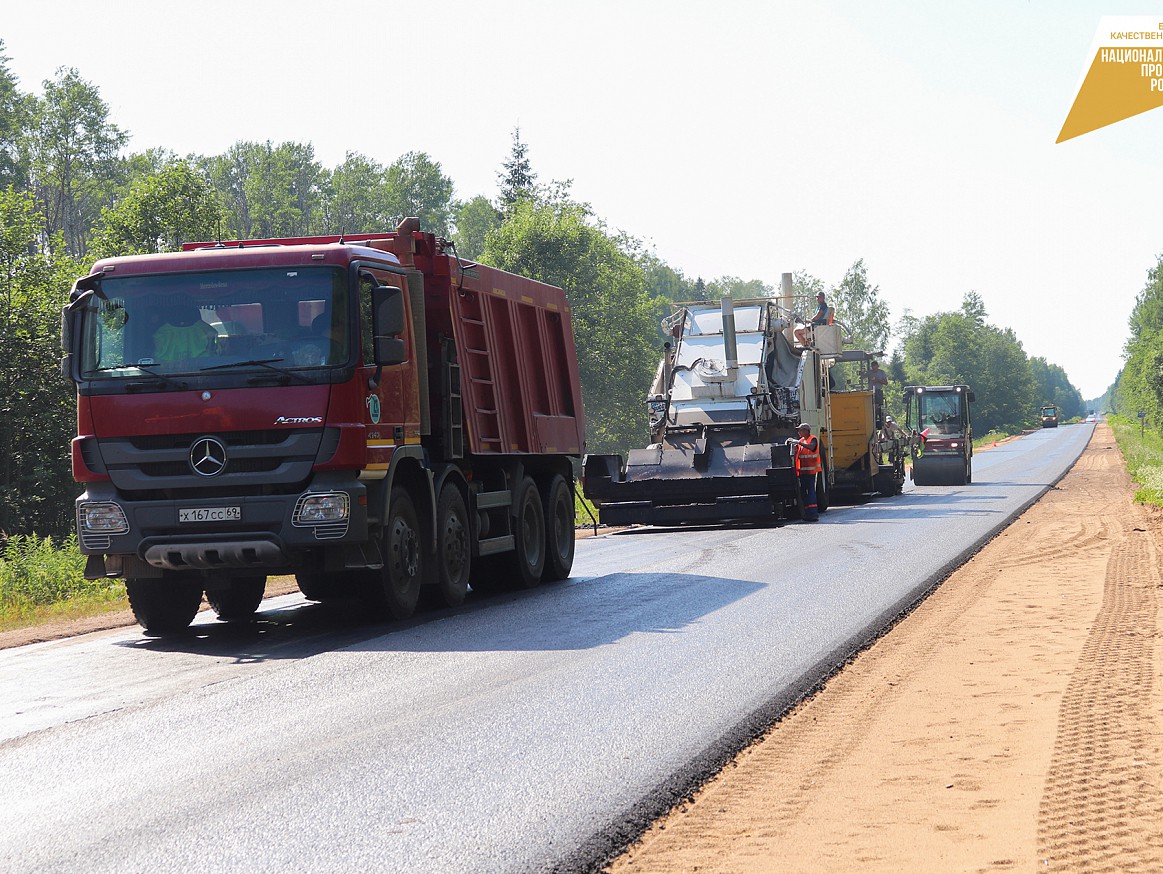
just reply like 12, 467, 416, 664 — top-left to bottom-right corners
797, 423, 811, 432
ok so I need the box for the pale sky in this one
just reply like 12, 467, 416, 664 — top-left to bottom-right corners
3, 1, 1157, 399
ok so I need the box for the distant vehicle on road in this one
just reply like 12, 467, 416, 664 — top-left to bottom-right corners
1040, 404, 1058, 428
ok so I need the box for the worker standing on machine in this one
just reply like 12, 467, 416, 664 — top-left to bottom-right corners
788, 423, 822, 522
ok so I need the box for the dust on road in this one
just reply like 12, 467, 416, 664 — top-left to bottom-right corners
607, 423, 1163, 872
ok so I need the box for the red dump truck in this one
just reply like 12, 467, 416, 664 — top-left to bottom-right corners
62, 219, 585, 634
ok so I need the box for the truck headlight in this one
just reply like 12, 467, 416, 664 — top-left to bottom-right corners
78, 502, 130, 534
293, 492, 350, 525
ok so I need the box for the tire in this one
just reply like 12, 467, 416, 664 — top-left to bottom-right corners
126, 577, 203, 636
507, 476, 546, 588
541, 475, 575, 582
965, 458, 973, 484
815, 466, 830, 514
374, 487, 424, 619
430, 482, 471, 607
206, 576, 267, 622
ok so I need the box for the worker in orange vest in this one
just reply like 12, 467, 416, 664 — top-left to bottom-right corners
788, 422, 822, 522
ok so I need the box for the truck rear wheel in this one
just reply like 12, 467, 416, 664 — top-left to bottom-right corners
508, 476, 546, 588
206, 576, 266, 622
126, 577, 203, 636
541, 475, 575, 582
431, 482, 471, 607
376, 487, 424, 619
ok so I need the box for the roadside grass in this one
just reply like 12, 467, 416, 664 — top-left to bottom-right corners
0, 535, 127, 632
974, 429, 1012, 449
1109, 415, 1163, 506
574, 489, 600, 531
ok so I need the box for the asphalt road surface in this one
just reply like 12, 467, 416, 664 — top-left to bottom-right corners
0, 424, 1092, 873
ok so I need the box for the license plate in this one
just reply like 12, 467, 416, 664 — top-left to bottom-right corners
179, 506, 241, 523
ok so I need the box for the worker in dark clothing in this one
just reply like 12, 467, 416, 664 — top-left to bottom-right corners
788, 422, 821, 522
794, 292, 831, 347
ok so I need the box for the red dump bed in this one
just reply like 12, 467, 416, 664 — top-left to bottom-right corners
443, 262, 584, 456
351, 228, 585, 458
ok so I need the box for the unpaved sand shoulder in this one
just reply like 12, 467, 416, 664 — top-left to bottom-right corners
608, 423, 1163, 872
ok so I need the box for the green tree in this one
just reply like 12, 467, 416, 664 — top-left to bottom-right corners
640, 254, 698, 307
830, 259, 891, 353
705, 276, 774, 300
383, 151, 454, 236
89, 159, 222, 256
29, 67, 127, 256
451, 194, 501, 260
203, 140, 324, 239
0, 187, 80, 537
1118, 252, 1163, 423
0, 40, 29, 191
322, 151, 389, 234
497, 126, 537, 215
483, 194, 659, 453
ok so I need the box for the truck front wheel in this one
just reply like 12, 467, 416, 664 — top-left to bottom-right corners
377, 487, 423, 619
126, 577, 203, 636
206, 576, 267, 622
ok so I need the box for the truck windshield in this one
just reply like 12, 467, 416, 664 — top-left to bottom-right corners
76, 266, 351, 377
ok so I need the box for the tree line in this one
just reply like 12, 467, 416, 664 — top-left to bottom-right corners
1111, 254, 1163, 424
0, 43, 1084, 539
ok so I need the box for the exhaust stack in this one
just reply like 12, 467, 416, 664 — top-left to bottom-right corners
721, 296, 738, 371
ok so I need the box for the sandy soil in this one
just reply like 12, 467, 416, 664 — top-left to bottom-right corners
606, 422, 1163, 872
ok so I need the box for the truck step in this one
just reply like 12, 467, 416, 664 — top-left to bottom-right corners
475, 490, 512, 510
478, 535, 515, 556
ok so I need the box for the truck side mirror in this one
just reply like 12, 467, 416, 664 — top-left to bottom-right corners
61, 306, 73, 353
372, 284, 406, 367
967, 391, 976, 402
60, 305, 79, 381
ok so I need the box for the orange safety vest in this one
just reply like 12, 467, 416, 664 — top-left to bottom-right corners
793, 437, 822, 475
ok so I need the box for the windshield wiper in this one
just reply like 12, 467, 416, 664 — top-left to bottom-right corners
85, 364, 189, 391
201, 358, 310, 383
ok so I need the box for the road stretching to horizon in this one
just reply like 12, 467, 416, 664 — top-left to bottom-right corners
0, 423, 1092, 873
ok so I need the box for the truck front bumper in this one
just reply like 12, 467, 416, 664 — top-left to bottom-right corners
75, 474, 369, 578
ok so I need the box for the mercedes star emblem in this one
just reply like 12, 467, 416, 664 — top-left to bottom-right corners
189, 436, 228, 477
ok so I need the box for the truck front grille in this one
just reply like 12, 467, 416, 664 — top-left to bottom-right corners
96, 428, 330, 498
